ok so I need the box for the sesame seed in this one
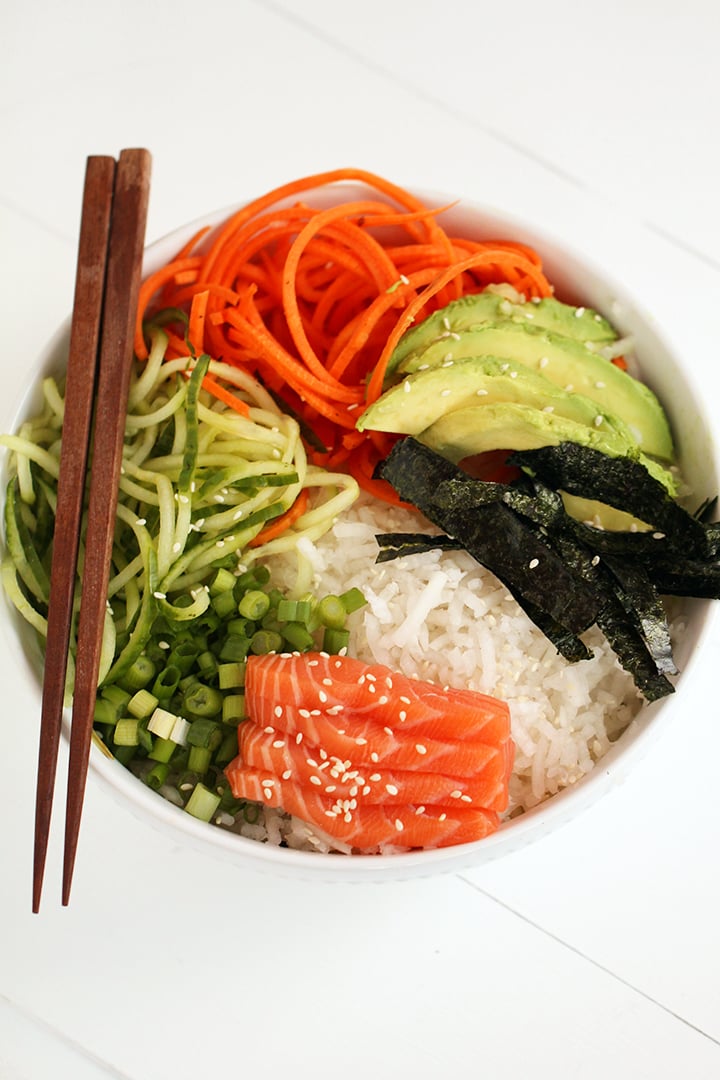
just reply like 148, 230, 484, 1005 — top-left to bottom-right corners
528, 558, 539, 569
272, 739, 285, 749
322, 677, 333, 686
403, 381, 412, 393
136, 517, 146, 526
595, 380, 606, 389
415, 806, 426, 815
509, 370, 518, 379
593, 415, 603, 427
362, 785, 371, 796
399, 696, 411, 705
383, 726, 393, 736
153, 591, 166, 600
349, 785, 358, 797
653, 531, 666, 540
461, 794, 472, 803
575, 307, 586, 317
450, 790, 463, 799
415, 744, 427, 755
355, 736, 367, 745
309, 776, 322, 786
395, 819, 404, 832
476, 388, 489, 396
306, 758, 318, 768
370, 752, 379, 763
282, 769, 292, 780
318, 690, 328, 702
439, 813, 447, 821
377, 695, 389, 705
398, 710, 407, 722
325, 785, 336, 793
343, 812, 352, 823
274, 705, 283, 718
591, 555, 600, 566
369, 773, 382, 782
440, 389, 452, 397
539, 357, 549, 368
299, 708, 310, 718
385, 784, 399, 795
367, 683, 376, 694
295, 732, 303, 744
325, 810, 337, 818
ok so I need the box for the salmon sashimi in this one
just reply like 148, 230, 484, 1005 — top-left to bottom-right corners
245, 652, 509, 743
238, 719, 510, 811
225, 761, 501, 849
225, 651, 514, 852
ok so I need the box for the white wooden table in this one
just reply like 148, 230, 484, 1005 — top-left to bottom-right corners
2, 3, 719, 1076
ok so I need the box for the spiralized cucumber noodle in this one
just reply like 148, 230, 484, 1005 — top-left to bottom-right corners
1, 326, 358, 695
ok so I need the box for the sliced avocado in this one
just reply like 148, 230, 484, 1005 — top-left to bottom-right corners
357, 355, 634, 442
397, 322, 673, 461
389, 289, 616, 374
417, 402, 636, 464
560, 493, 653, 533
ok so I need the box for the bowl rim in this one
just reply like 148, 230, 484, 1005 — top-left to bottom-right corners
3, 181, 718, 881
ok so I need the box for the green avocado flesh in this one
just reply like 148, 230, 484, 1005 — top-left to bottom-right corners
416, 402, 635, 464
388, 289, 617, 374
392, 322, 673, 461
357, 355, 634, 442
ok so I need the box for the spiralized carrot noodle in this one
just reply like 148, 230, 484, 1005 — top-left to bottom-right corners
135, 168, 553, 502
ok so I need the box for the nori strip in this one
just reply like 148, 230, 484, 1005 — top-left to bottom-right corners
375, 437, 718, 701
600, 555, 677, 676
375, 532, 463, 562
640, 558, 720, 599
374, 529, 592, 661
379, 439, 600, 634
509, 443, 711, 558
595, 598, 675, 702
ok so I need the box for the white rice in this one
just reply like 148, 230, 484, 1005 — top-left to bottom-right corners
263, 493, 645, 818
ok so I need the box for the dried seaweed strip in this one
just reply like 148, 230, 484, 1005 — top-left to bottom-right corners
509, 443, 711, 558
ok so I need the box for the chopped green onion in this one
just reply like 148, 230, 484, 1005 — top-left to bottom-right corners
152, 665, 181, 700
127, 688, 160, 719
315, 594, 347, 630
148, 737, 177, 763
183, 682, 223, 718
222, 694, 246, 724
211, 590, 237, 619
250, 629, 283, 654
114, 718, 140, 747
218, 634, 251, 662
323, 627, 350, 655
144, 762, 170, 790
339, 587, 367, 614
282, 621, 314, 652
238, 589, 271, 620
187, 744, 212, 774
218, 661, 246, 689
117, 654, 156, 692
185, 782, 221, 822
209, 567, 236, 596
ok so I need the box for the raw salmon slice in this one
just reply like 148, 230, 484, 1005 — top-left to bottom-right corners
238, 719, 511, 812
245, 653, 512, 777
226, 652, 514, 851
225, 761, 501, 850
246, 652, 509, 743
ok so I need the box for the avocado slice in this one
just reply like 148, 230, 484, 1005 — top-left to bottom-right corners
389, 289, 617, 375
397, 322, 674, 461
417, 402, 635, 464
416, 402, 677, 496
357, 355, 635, 443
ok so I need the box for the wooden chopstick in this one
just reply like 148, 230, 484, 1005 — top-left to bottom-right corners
32, 149, 151, 912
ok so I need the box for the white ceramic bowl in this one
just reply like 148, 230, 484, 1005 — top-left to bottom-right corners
3, 185, 718, 882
